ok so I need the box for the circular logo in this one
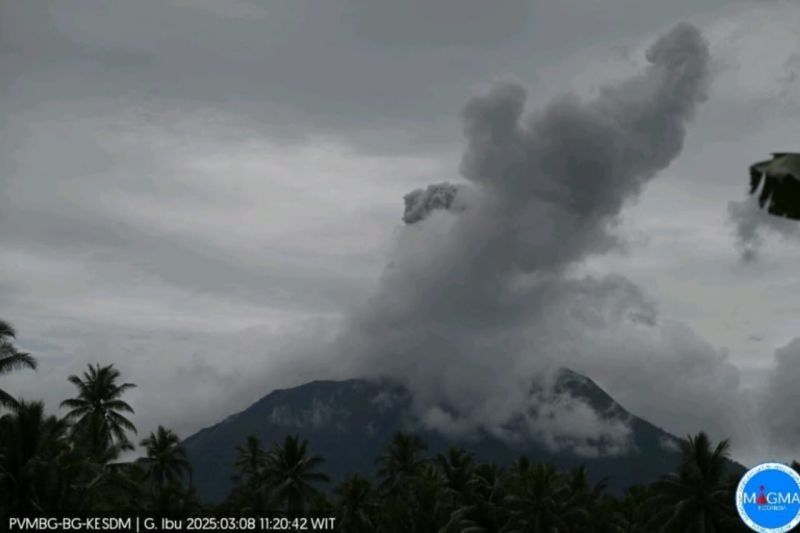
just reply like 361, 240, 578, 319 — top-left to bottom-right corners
736, 462, 800, 532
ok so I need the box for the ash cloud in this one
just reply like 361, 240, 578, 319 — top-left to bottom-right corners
334, 24, 728, 455
402, 183, 465, 225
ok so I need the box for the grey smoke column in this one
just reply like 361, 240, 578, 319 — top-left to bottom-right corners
402, 183, 463, 224
456, 22, 710, 274
337, 23, 714, 452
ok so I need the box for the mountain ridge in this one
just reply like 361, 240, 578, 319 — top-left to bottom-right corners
183, 369, 743, 503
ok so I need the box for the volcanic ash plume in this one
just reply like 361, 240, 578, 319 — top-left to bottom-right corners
402, 183, 465, 224
335, 23, 716, 456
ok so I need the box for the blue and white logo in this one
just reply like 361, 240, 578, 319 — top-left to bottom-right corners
736, 462, 800, 532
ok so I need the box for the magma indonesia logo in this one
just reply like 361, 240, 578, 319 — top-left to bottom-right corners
736, 462, 800, 532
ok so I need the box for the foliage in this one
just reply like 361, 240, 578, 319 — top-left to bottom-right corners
0, 319, 37, 408
61, 363, 137, 460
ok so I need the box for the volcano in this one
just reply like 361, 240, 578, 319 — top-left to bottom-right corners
182, 368, 743, 503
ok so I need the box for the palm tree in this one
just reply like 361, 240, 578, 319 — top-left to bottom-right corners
615, 485, 656, 533
505, 463, 585, 532
563, 466, 612, 532
436, 446, 476, 498
60, 363, 136, 459
334, 475, 378, 533
0, 319, 36, 408
377, 432, 428, 496
0, 400, 80, 513
234, 435, 269, 481
441, 462, 511, 533
140, 426, 191, 511
265, 435, 329, 518
230, 435, 271, 514
403, 463, 450, 533
648, 432, 744, 532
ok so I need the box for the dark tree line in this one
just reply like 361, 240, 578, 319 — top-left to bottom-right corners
0, 319, 198, 518
217, 431, 752, 532
0, 318, 776, 531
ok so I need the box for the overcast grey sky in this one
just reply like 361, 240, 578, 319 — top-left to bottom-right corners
2, 0, 800, 466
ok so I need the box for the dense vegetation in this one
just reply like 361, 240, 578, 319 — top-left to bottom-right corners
0, 318, 771, 531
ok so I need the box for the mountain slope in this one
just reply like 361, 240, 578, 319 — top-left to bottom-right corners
183, 369, 741, 503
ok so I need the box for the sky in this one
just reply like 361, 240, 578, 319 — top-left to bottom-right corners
2, 0, 800, 466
